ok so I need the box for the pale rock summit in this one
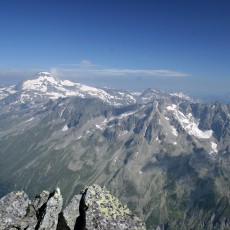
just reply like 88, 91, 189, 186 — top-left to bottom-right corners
0, 185, 146, 230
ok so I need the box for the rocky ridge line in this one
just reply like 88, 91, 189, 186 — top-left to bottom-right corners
0, 184, 146, 230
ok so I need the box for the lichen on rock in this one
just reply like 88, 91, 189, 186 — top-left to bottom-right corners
85, 184, 146, 230
0, 191, 30, 229
0, 184, 146, 230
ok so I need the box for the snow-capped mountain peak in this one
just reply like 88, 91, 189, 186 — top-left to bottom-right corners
169, 92, 192, 101
19, 71, 113, 101
22, 72, 59, 92
1, 71, 198, 107
0, 72, 139, 106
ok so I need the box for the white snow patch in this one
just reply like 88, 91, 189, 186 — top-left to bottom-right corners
211, 142, 217, 149
139, 170, 143, 175
25, 117, 35, 123
119, 111, 136, 119
211, 142, 218, 153
208, 142, 218, 156
114, 156, 117, 163
170, 92, 191, 100
126, 94, 136, 102
131, 92, 141, 96
102, 119, 108, 124
0, 85, 17, 100
166, 104, 177, 111
171, 126, 178, 136
108, 111, 136, 122
155, 101, 158, 108
8, 86, 17, 94
61, 80, 75, 86
47, 92, 63, 99
77, 136, 82, 140
80, 85, 100, 92
22, 75, 58, 92
156, 137, 161, 143
173, 142, 177, 145
60, 106, 67, 117
79, 85, 111, 102
62, 125, 68, 131
38, 71, 51, 75
166, 105, 212, 139
95, 124, 103, 130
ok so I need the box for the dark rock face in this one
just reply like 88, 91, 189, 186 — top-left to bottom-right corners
74, 188, 88, 230
0, 185, 146, 230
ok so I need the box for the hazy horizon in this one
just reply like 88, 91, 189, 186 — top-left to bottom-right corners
0, 71, 229, 100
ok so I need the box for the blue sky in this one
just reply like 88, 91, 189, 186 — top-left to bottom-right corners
0, 0, 229, 96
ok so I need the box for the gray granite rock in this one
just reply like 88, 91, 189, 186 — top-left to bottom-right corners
63, 184, 146, 230
37, 187, 63, 230
62, 194, 81, 229
0, 185, 146, 230
0, 191, 30, 230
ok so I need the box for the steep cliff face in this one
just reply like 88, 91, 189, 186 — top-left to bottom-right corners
0, 184, 146, 230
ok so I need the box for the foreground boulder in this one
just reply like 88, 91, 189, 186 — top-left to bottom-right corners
0, 191, 30, 229
0, 184, 146, 230
0, 188, 62, 230
36, 188, 63, 229
63, 184, 146, 229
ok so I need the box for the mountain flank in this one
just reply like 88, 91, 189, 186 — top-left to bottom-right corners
0, 72, 230, 229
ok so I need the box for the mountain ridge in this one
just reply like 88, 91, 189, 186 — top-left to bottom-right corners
0, 71, 195, 107
0, 72, 230, 229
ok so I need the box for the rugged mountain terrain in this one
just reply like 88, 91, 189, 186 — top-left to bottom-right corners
0, 72, 230, 229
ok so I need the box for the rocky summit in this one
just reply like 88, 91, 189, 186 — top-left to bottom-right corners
0, 184, 146, 230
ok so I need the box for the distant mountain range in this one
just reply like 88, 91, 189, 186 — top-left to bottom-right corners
0, 71, 197, 106
0, 72, 230, 229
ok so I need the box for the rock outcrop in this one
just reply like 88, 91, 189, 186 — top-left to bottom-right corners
0, 185, 146, 230
0, 188, 63, 230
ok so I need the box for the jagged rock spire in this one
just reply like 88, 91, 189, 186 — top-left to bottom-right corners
0, 185, 146, 230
